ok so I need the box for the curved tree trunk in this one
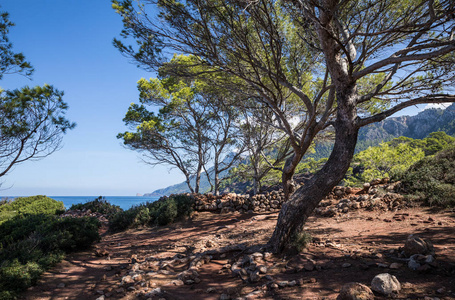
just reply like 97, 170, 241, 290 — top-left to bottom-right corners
269, 109, 359, 253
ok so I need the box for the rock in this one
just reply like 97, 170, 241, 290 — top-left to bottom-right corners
403, 234, 434, 257
337, 282, 374, 300
288, 280, 297, 287
57, 283, 65, 288
408, 259, 420, 271
278, 281, 289, 288
96, 296, 105, 300
122, 275, 134, 284
206, 287, 217, 293
389, 263, 403, 269
342, 263, 352, 268
258, 265, 268, 274
270, 282, 278, 290
371, 273, 401, 295
303, 261, 315, 271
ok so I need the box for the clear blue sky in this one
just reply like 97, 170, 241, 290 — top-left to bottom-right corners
0, 1, 434, 197
0, 0, 185, 196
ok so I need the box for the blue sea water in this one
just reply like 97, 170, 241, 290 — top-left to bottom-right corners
49, 196, 160, 210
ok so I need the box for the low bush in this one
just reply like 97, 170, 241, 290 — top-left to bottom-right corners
0, 197, 101, 298
70, 196, 123, 219
401, 146, 455, 207
0, 195, 64, 224
110, 194, 194, 232
290, 231, 312, 252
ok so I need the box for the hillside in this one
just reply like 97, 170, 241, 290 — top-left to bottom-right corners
145, 104, 455, 196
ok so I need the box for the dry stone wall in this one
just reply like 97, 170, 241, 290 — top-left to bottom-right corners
184, 178, 407, 216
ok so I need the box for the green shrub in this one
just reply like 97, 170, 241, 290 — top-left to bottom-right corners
0, 260, 43, 293
0, 195, 64, 224
0, 212, 100, 297
401, 146, 455, 207
109, 194, 194, 231
70, 196, 123, 219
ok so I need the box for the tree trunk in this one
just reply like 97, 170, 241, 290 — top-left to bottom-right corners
214, 168, 220, 196
184, 173, 195, 194
269, 108, 359, 253
195, 164, 202, 194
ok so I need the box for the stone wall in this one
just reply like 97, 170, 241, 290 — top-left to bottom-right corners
188, 179, 406, 216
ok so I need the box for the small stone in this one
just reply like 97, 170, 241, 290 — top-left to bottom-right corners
389, 263, 403, 269
127, 286, 136, 291
436, 287, 446, 294
57, 283, 66, 288
258, 265, 268, 274
304, 261, 315, 271
96, 296, 105, 300
278, 281, 289, 288
337, 282, 374, 300
342, 263, 352, 268
96, 290, 104, 295
403, 234, 434, 257
270, 283, 279, 290
371, 273, 401, 295
377, 263, 389, 268
288, 280, 297, 287
408, 259, 420, 270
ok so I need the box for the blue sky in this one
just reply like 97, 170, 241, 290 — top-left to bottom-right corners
0, 0, 185, 196
0, 1, 437, 197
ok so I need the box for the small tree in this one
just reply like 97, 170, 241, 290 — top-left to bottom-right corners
0, 7, 74, 180
118, 55, 245, 194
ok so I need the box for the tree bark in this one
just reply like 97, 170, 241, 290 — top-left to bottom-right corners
269, 101, 359, 253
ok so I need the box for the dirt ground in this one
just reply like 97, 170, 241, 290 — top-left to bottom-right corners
20, 206, 455, 300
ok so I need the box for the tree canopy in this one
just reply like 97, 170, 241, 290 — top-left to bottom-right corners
113, 0, 455, 252
0, 6, 74, 181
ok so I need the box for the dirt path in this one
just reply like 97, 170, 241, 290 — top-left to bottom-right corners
21, 207, 455, 300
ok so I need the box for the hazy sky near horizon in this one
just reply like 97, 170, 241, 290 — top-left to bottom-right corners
0, 0, 443, 196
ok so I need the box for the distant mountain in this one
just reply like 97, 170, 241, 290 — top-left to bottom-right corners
359, 103, 455, 141
143, 153, 235, 197
144, 103, 455, 196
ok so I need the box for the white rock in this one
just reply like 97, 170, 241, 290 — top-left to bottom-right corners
371, 273, 401, 295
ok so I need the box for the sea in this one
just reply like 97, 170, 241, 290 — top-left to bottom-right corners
4, 196, 161, 211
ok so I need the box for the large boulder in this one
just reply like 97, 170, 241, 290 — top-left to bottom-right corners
371, 273, 401, 295
337, 282, 374, 300
403, 234, 434, 257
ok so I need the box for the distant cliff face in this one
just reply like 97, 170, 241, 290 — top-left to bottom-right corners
144, 103, 455, 196
359, 103, 455, 141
